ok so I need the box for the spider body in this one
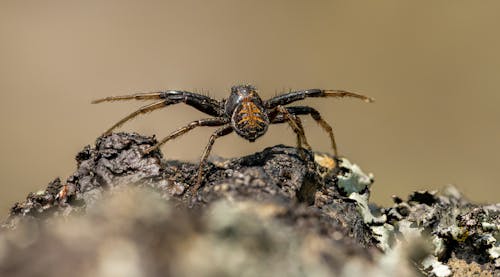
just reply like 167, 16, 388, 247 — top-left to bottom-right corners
92, 84, 374, 192
226, 85, 269, 142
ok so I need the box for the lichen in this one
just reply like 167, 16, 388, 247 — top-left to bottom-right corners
335, 157, 374, 195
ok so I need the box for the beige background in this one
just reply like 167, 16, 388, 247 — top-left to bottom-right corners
1, 0, 499, 215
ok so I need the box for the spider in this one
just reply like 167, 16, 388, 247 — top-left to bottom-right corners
92, 84, 374, 192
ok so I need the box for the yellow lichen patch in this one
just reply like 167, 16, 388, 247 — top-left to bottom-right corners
314, 153, 337, 170
454, 229, 469, 243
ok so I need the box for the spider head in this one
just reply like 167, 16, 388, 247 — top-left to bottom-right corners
231, 84, 257, 94
226, 85, 269, 142
225, 85, 262, 113
228, 85, 259, 101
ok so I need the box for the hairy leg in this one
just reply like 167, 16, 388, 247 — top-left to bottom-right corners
143, 117, 229, 155
192, 125, 233, 192
274, 106, 312, 150
92, 92, 164, 103
92, 90, 223, 117
102, 100, 167, 135
265, 89, 374, 108
286, 106, 339, 156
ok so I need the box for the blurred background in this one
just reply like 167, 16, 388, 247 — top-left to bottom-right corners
1, 0, 499, 215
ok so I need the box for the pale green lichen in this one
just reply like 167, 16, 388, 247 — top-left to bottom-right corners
349, 192, 386, 225
432, 236, 446, 258
371, 224, 394, 252
338, 157, 499, 275
422, 256, 451, 277
485, 231, 500, 260
337, 158, 374, 194
481, 222, 498, 231
487, 243, 499, 259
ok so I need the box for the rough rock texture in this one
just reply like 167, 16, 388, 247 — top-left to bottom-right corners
383, 189, 500, 276
1, 132, 498, 277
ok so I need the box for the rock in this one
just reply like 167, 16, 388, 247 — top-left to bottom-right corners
1, 132, 498, 276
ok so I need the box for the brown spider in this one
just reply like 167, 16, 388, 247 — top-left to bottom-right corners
92, 85, 374, 191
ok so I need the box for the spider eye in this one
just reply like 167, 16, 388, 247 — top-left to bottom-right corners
231, 84, 257, 95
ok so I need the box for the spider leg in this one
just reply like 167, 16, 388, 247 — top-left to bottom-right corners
270, 114, 307, 150
293, 117, 306, 149
192, 125, 233, 192
92, 90, 223, 117
275, 106, 312, 150
144, 117, 229, 154
286, 106, 339, 156
91, 92, 164, 103
102, 100, 167, 135
265, 89, 374, 108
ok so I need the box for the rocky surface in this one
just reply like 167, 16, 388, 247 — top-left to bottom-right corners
1, 132, 498, 276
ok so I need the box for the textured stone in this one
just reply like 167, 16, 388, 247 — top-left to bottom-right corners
1, 132, 498, 276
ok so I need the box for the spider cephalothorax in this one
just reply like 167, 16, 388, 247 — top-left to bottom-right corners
92, 84, 374, 192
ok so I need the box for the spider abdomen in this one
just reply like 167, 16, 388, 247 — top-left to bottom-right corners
231, 99, 269, 142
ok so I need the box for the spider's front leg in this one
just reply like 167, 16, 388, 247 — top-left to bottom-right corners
265, 89, 374, 108
192, 125, 233, 193
92, 90, 224, 135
